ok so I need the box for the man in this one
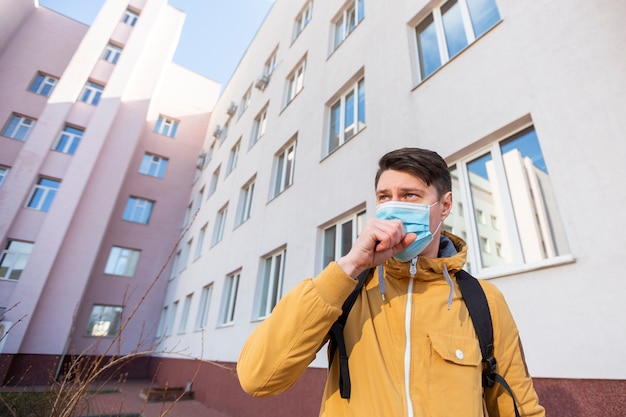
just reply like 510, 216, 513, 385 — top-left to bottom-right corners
238, 148, 544, 416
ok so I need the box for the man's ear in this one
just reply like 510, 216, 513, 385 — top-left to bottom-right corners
440, 191, 453, 220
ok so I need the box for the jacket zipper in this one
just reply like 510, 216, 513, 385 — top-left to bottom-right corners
404, 257, 418, 417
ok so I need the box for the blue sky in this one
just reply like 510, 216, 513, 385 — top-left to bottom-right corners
38, 0, 275, 87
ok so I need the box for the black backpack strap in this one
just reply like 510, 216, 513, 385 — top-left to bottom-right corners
328, 267, 372, 399
456, 269, 521, 417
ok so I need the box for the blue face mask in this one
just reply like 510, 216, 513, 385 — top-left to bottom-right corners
375, 201, 440, 262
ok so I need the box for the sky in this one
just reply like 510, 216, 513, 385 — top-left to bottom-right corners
38, 0, 275, 87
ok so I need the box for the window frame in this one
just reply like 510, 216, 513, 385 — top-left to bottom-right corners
154, 115, 179, 138
272, 140, 297, 198
255, 248, 287, 320
293, 1, 313, 41
219, 271, 240, 326
139, 153, 168, 178
80, 81, 104, 105
286, 58, 306, 105
0, 240, 34, 281
122, 196, 154, 224
26, 177, 60, 212
0, 166, 8, 187
226, 140, 241, 175
211, 204, 229, 246
122, 8, 139, 26
178, 293, 193, 334
321, 209, 366, 270
194, 223, 207, 260
102, 43, 123, 64
332, 0, 365, 51
2, 114, 36, 141
53, 125, 84, 155
327, 76, 366, 155
446, 124, 573, 279
104, 245, 141, 277
85, 304, 124, 338
28, 73, 58, 97
236, 177, 256, 226
194, 284, 213, 330
250, 106, 268, 148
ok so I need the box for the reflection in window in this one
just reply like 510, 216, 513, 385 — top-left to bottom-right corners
86, 305, 123, 337
322, 210, 366, 268
444, 127, 569, 274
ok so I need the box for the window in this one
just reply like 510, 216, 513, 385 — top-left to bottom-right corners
208, 165, 220, 197
166, 301, 178, 336
104, 246, 140, 277
219, 271, 240, 325
80, 81, 104, 105
212, 204, 228, 245
236, 178, 255, 225
263, 50, 277, 77
178, 293, 193, 334
257, 248, 286, 319
26, 178, 60, 212
170, 250, 181, 279
182, 202, 192, 228
139, 153, 168, 178
293, 1, 313, 40
0, 166, 8, 187
29, 73, 57, 97
194, 186, 204, 214
54, 125, 84, 155
0, 240, 34, 281
180, 238, 192, 271
226, 140, 241, 175
156, 306, 168, 337
328, 77, 365, 154
154, 115, 178, 138
286, 59, 306, 104
323, 210, 366, 268
240, 87, 252, 116
195, 284, 213, 330
102, 43, 123, 64
194, 224, 207, 260
333, 0, 364, 50
272, 141, 296, 198
85, 305, 123, 337
122, 197, 153, 224
2, 114, 35, 141
122, 8, 139, 26
250, 107, 268, 147
444, 126, 570, 276
415, 0, 500, 81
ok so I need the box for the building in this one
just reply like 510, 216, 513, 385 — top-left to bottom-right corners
1, 0, 625, 416
0, 0, 220, 384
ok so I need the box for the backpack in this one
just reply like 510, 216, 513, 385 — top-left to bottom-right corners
328, 268, 521, 417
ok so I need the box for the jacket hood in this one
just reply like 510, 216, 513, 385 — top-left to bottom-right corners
383, 231, 468, 282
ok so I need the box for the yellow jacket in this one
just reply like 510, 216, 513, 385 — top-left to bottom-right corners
238, 232, 545, 417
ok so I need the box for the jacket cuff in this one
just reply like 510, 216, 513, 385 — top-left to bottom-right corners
312, 261, 358, 309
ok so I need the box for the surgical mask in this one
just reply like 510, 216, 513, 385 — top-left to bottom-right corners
375, 201, 440, 262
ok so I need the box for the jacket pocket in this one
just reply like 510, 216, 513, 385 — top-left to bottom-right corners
427, 332, 484, 416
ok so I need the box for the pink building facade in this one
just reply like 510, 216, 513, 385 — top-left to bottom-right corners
0, 0, 219, 383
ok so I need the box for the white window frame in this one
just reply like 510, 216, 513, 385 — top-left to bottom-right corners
239, 87, 252, 116
29, 73, 57, 97
180, 238, 192, 272
104, 246, 140, 277
194, 284, 213, 330
194, 224, 207, 260
102, 43, 123, 64
122, 196, 153, 224
122, 8, 139, 26
0, 166, 8, 187
26, 177, 60, 212
211, 204, 229, 245
413, 0, 501, 82
250, 107, 268, 148
0, 240, 34, 281
446, 125, 573, 279
322, 209, 366, 269
237, 178, 255, 226
178, 293, 193, 334
286, 59, 306, 104
327, 76, 365, 155
332, 0, 364, 50
80, 81, 104, 105
156, 306, 168, 337
85, 305, 124, 338
256, 248, 287, 319
170, 250, 181, 279
272, 140, 296, 198
208, 165, 220, 197
226, 140, 241, 175
263, 50, 277, 77
219, 271, 240, 326
165, 301, 178, 336
53, 125, 84, 155
154, 115, 178, 138
293, 1, 313, 40
2, 114, 35, 141
139, 153, 168, 178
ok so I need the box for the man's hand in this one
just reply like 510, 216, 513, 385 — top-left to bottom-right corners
336, 218, 416, 278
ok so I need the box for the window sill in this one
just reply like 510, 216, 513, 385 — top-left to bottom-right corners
476, 254, 576, 280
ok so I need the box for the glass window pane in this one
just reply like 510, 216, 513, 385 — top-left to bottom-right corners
341, 220, 353, 256
329, 102, 341, 152
466, 0, 501, 38
344, 90, 355, 139
467, 151, 513, 268
500, 128, 570, 261
441, 0, 469, 59
323, 226, 337, 267
357, 79, 366, 130
416, 15, 442, 79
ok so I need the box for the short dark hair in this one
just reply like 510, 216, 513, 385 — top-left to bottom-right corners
375, 148, 452, 199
